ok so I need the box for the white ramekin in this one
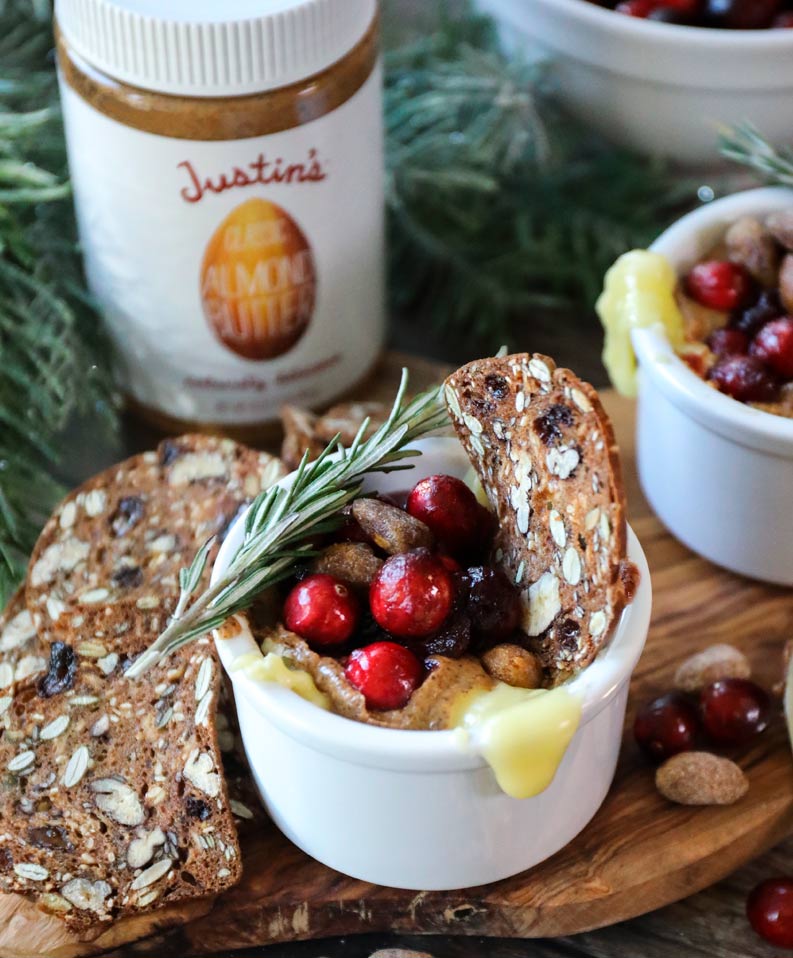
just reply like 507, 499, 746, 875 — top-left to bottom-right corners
636, 187, 793, 585
477, 0, 793, 163
212, 436, 651, 889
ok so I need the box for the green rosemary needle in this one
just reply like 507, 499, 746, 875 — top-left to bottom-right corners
126, 370, 449, 679
719, 122, 793, 186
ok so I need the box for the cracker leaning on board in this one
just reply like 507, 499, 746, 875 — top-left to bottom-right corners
0, 355, 630, 952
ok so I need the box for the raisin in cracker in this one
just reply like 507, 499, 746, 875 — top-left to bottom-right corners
26, 436, 286, 654
0, 635, 240, 931
444, 353, 632, 680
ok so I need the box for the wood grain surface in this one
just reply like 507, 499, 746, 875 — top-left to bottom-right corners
6, 352, 793, 958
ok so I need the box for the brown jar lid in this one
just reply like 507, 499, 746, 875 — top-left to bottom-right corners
55, 0, 377, 98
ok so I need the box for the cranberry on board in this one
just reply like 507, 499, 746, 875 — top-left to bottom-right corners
750, 316, 793, 378
633, 692, 700, 762
707, 355, 778, 402
345, 641, 422, 711
706, 327, 749, 358
369, 550, 455, 638
406, 474, 483, 555
700, 678, 770, 746
747, 878, 793, 948
685, 260, 753, 311
283, 574, 359, 648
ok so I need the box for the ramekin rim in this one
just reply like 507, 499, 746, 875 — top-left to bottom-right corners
211, 436, 651, 768
636, 186, 793, 451
524, 0, 793, 46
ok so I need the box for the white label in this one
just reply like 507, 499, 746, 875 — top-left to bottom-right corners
59, 66, 385, 424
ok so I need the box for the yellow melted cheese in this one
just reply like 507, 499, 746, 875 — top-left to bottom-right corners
452, 683, 582, 799
596, 249, 685, 397
233, 649, 330, 710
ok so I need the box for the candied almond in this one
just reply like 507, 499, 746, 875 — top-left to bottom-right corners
280, 405, 323, 470
655, 751, 748, 806
726, 216, 779, 288
314, 401, 388, 445
481, 643, 543, 689
351, 498, 433, 554
311, 542, 383, 590
780, 253, 793, 315
673, 643, 751, 693
766, 209, 793, 252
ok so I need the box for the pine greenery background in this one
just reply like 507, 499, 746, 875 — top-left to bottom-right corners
0, 0, 117, 605
0, 0, 728, 607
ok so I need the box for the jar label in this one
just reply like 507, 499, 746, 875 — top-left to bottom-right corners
59, 65, 384, 425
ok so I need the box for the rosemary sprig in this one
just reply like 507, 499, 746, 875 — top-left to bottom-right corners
126, 371, 448, 679
720, 121, 793, 187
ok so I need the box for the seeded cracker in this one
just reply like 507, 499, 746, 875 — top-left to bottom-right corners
444, 353, 634, 680
0, 623, 242, 931
25, 435, 286, 654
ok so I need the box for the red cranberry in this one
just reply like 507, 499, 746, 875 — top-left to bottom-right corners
461, 565, 522, 643
616, 0, 659, 14
633, 692, 700, 762
748, 878, 793, 948
700, 678, 770, 746
706, 327, 749, 357
369, 550, 455, 638
648, 6, 695, 20
773, 11, 793, 25
705, 0, 783, 27
283, 574, 359, 648
686, 260, 753, 311
707, 355, 778, 402
750, 316, 793, 378
345, 641, 422, 710
406, 475, 484, 556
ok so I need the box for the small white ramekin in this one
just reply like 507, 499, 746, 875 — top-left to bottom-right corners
477, 0, 793, 163
212, 436, 651, 889
636, 187, 793, 585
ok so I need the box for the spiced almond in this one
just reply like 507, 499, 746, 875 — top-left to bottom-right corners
655, 751, 748, 806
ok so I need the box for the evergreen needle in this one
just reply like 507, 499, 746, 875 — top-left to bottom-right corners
126, 371, 448, 679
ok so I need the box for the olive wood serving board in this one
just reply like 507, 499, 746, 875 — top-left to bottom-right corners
4, 351, 793, 958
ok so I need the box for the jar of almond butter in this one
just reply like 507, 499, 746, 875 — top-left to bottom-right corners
55, 0, 384, 439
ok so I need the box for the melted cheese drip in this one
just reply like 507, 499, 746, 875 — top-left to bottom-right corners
232, 649, 330, 710
596, 249, 685, 398
453, 684, 582, 799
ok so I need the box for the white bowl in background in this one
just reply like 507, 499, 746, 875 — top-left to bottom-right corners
635, 186, 793, 584
212, 436, 652, 890
477, 0, 793, 163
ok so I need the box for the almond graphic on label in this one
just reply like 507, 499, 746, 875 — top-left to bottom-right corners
200, 197, 316, 360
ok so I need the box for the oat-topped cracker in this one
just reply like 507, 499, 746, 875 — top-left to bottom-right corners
445, 353, 633, 679
0, 629, 240, 930
25, 435, 286, 654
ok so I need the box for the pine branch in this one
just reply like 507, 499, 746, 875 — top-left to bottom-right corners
0, 0, 119, 607
384, 6, 700, 348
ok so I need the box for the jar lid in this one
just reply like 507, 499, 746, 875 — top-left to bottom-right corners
55, 0, 377, 98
